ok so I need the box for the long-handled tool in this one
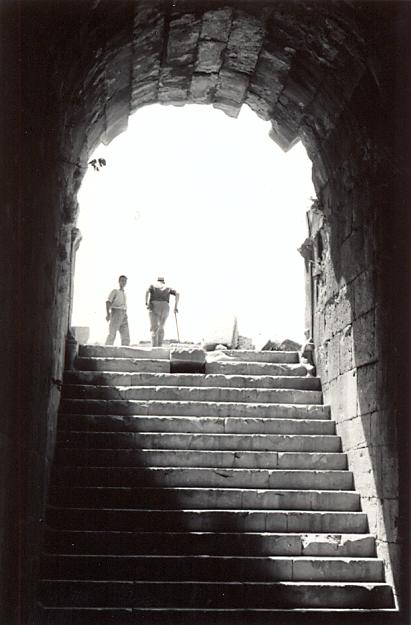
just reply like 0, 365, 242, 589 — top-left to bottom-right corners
174, 311, 180, 343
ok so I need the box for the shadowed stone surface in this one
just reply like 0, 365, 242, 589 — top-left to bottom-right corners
4, 1, 410, 622
37, 346, 394, 620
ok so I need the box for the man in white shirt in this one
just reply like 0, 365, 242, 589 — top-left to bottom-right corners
105, 275, 130, 345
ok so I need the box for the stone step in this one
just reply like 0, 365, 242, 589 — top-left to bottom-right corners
76, 357, 170, 373
36, 606, 400, 625
61, 399, 330, 419
211, 350, 299, 363
206, 361, 309, 376
51, 467, 353, 491
78, 346, 300, 364
75, 359, 312, 377
55, 448, 347, 470
44, 529, 376, 557
62, 384, 323, 405
49, 486, 360, 511
65, 371, 322, 391
79, 346, 170, 359
41, 554, 384, 582
38, 580, 394, 609
46, 507, 369, 533
58, 414, 335, 435
57, 431, 341, 452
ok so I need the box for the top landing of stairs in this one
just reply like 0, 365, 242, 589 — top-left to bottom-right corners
78, 344, 300, 364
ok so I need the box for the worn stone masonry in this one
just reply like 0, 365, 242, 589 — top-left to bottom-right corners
37, 345, 395, 622
2, 2, 411, 623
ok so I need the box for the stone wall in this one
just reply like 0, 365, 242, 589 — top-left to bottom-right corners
309, 30, 411, 601
2, 2, 411, 622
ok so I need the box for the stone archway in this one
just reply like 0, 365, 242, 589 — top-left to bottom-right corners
3, 2, 411, 623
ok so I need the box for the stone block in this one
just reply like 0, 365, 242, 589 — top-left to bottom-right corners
322, 259, 340, 301
166, 14, 201, 66
357, 363, 377, 415
269, 116, 299, 152
312, 150, 329, 194
380, 446, 399, 499
105, 41, 133, 94
282, 58, 319, 110
225, 12, 264, 74
353, 310, 376, 367
102, 89, 130, 145
72, 327, 89, 344
339, 416, 371, 455
244, 91, 272, 121
376, 540, 398, 592
347, 444, 380, 497
133, 6, 163, 34
248, 45, 290, 105
315, 343, 329, 385
313, 308, 325, 346
324, 106, 356, 168
190, 73, 218, 104
354, 270, 375, 318
315, 341, 327, 375
334, 286, 353, 333
158, 66, 191, 104
370, 409, 397, 450
324, 300, 336, 341
361, 495, 379, 535
131, 80, 157, 110
170, 346, 206, 374
339, 324, 354, 374
201, 8, 232, 42
341, 229, 366, 283
378, 498, 399, 544
195, 40, 225, 73
213, 69, 249, 118
328, 370, 357, 423
133, 52, 161, 83
132, 10, 164, 93
327, 334, 340, 381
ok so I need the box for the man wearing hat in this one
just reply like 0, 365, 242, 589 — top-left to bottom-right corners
145, 277, 179, 347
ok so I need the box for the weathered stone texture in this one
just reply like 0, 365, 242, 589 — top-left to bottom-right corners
4, 2, 410, 620
357, 363, 377, 415
159, 65, 192, 105
225, 12, 265, 74
353, 270, 375, 318
200, 7, 233, 42
339, 324, 354, 374
352, 309, 376, 367
269, 113, 299, 152
132, 9, 164, 109
214, 68, 249, 117
325, 371, 357, 423
166, 13, 202, 66
327, 335, 340, 381
248, 44, 293, 114
158, 14, 202, 104
195, 40, 225, 73
190, 73, 219, 104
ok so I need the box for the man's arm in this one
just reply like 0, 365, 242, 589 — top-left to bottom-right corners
145, 288, 152, 310
174, 291, 180, 313
105, 300, 112, 321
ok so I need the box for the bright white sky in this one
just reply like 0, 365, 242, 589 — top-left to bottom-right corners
72, 103, 315, 348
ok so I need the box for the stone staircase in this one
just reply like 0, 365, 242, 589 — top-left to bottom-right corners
37, 345, 395, 624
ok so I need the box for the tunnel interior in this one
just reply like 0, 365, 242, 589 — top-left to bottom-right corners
2, 1, 411, 623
